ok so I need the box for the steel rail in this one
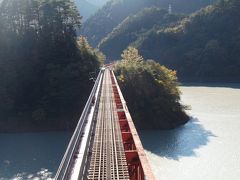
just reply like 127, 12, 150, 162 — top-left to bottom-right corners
87, 69, 129, 180
87, 70, 106, 179
55, 69, 103, 180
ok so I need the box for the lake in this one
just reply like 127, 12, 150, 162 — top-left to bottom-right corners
0, 132, 71, 179
0, 84, 240, 179
141, 84, 240, 180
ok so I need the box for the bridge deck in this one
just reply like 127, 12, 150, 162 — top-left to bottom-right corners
55, 68, 154, 180
87, 69, 129, 180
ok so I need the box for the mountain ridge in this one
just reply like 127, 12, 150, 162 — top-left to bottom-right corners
82, 0, 215, 46
99, 7, 185, 60
135, 0, 240, 82
75, 0, 98, 21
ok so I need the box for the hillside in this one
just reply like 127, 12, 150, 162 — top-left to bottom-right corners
99, 7, 185, 60
88, 0, 109, 7
136, 0, 240, 82
82, 0, 214, 47
75, 0, 98, 21
0, 0, 100, 132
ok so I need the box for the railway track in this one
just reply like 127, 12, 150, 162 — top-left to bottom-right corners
55, 68, 154, 180
87, 69, 129, 180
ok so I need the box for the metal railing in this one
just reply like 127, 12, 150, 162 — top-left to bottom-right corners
55, 69, 103, 180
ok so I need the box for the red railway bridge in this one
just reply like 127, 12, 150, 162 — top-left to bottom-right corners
55, 68, 154, 180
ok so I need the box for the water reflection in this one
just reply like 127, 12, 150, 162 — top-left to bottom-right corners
140, 118, 216, 160
0, 132, 71, 179
0, 169, 53, 180
181, 83, 240, 89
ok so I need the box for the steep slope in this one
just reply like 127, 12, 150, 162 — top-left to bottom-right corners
88, 0, 109, 7
82, 0, 214, 46
137, 0, 240, 82
99, 7, 184, 60
75, 0, 98, 21
0, 0, 100, 132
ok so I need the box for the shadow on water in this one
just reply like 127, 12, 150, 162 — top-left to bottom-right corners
181, 83, 240, 89
140, 118, 216, 160
0, 132, 71, 179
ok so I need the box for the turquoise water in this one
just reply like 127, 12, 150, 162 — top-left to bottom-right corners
141, 84, 240, 180
0, 132, 71, 179
0, 84, 240, 179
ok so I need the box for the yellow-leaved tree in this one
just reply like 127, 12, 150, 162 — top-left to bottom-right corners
115, 47, 189, 130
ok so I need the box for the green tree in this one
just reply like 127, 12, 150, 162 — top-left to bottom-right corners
0, 0, 100, 132
115, 47, 189, 129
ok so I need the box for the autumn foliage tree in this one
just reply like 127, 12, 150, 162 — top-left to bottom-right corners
115, 47, 189, 129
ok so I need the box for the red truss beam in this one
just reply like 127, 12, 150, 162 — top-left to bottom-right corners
110, 70, 155, 180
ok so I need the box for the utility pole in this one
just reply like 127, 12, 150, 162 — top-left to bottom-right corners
168, 4, 172, 14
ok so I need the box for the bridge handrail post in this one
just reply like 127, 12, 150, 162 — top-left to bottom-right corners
55, 69, 103, 180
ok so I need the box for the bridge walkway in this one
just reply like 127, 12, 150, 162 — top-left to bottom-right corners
55, 68, 154, 180
87, 69, 129, 179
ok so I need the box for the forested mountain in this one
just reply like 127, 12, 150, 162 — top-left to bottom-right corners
74, 0, 110, 21
99, 7, 185, 60
82, 0, 214, 47
75, 0, 98, 21
0, 0, 100, 132
88, 0, 109, 7
135, 0, 240, 82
